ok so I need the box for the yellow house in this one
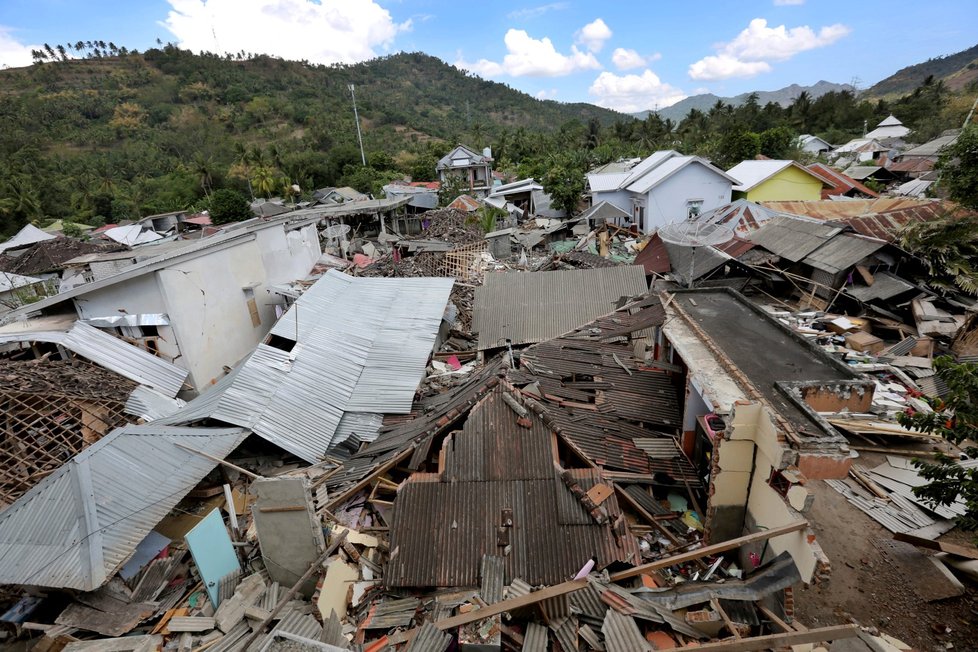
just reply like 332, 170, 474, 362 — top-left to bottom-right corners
727, 160, 830, 202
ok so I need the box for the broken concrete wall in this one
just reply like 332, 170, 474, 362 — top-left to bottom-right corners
705, 401, 826, 583
793, 381, 874, 414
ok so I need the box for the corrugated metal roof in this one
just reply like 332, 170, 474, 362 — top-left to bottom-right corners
0, 321, 188, 397
161, 270, 452, 463
802, 233, 886, 274
625, 156, 737, 195
405, 622, 452, 652
845, 271, 916, 302
602, 609, 651, 652
748, 215, 843, 263
808, 163, 879, 199
385, 388, 639, 588
124, 386, 186, 421
727, 160, 829, 192
580, 201, 631, 224
0, 225, 56, 255
899, 130, 960, 158
523, 622, 549, 651
0, 424, 248, 590
690, 199, 779, 237
473, 267, 648, 350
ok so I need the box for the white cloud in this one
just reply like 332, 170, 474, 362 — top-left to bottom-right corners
611, 47, 650, 70
507, 3, 568, 20
575, 18, 612, 53
689, 55, 771, 81
588, 69, 687, 113
163, 0, 411, 65
688, 18, 849, 80
455, 28, 601, 78
774, 0, 805, 5
0, 26, 37, 69
535, 88, 558, 100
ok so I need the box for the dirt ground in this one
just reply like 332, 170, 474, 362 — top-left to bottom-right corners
797, 472, 978, 651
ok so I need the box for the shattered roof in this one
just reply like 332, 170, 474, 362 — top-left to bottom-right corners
161, 270, 454, 463
0, 224, 56, 255
760, 198, 971, 243
802, 233, 887, 275
748, 215, 844, 263
689, 199, 779, 237
472, 267, 648, 350
385, 386, 640, 587
0, 424, 248, 590
0, 238, 127, 276
580, 201, 632, 224
845, 271, 917, 302
0, 321, 188, 397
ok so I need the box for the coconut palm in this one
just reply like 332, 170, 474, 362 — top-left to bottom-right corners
900, 213, 978, 295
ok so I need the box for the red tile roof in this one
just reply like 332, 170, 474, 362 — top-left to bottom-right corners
634, 233, 671, 274
808, 163, 879, 199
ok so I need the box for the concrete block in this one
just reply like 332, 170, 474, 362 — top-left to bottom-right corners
787, 484, 814, 512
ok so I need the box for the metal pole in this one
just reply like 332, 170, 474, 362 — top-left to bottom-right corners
349, 84, 366, 166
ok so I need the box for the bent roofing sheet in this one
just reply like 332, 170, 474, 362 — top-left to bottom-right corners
0, 225, 56, 255
748, 215, 843, 263
0, 424, 247, 590
472, 266, 648, 350
0, 321, 188, 397
162, 270, 453, 463
802, 233, 886, 274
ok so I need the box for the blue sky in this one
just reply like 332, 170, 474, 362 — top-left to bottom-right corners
1, 1, 976, 113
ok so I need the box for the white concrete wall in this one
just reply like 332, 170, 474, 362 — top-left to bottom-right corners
640, 165, 733, 232
73, 273, 168, 319
591, 190, 632, 214
157, 239, 277, 391
254, 223, 321, 286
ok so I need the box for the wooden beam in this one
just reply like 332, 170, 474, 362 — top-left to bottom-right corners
893, 532, 978, 560
324, 447, 414, 510
711, 599, 741, 639
754, 602, 793, 633
173, 442, 262, 480
610, 520, 808, 581
432, 579, 587, 631
678, 624, 858, 650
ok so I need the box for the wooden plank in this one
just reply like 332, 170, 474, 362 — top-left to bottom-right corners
684, 624, 858, 650
711, 599, 741, 639
893, 532, 978, 560
585, 483, 613, 506
610, 521, 808, 581
432, 579, 587, 631
754, 603, 793, 633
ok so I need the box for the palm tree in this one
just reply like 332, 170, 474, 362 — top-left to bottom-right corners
251, 166, 277, 199
191, 154, 214, 198
900, 213, 978, 295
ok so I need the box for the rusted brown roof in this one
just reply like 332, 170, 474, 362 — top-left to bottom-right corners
385, 386, 639, 588
808, 163, 879, 199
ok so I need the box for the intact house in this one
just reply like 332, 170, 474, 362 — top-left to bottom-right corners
865, 115, 910, 141
798, 134, 833, 155
436, 144, 493, 197
1, 214, 323, 395
586, 151, 737, 233
727, 160, 832, 202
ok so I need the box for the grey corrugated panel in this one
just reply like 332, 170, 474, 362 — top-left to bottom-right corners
480, 555, 505, 604
0, 424, 248, 590
124, 386, 187, 421
748, 216, 843, 263
601, 609, 651, 652
472, 267, 648, 350
550, 615, 578, 652
332, 413, 383, 448
523, 622, 549, 652
846, 271, 915, 302
159, 270, 451, 463
363, 597, 419, 629
208, 622, 251, 652
62, 322, 188, 397
632, 438, 679, 459
508, 578, 532, 598
882, 336, 918, 357
803, 233, 886, 274
405, 622, 452, 652
275, 612, 324, 639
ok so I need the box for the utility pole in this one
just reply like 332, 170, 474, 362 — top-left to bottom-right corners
349, 84, 366, 166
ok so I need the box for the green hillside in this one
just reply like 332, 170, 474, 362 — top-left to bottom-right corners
864, 43, 978, 97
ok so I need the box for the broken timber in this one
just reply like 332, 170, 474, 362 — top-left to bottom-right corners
683, 624, 858, 650
610, 520, 809, 581
893, 532, 978, 560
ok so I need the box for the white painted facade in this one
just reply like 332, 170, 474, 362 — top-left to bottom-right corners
24, 220, 322, 394
590, 157, 734, 233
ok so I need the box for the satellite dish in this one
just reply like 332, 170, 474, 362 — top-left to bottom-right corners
321, 224, 351, 241
658, 221, 734, 248
657, 221, 734, 288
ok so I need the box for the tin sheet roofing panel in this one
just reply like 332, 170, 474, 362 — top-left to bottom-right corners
0, 424, 247, 590
802, 233, 886, 274
473, 267, 648, 350
162, 270, 452, 462
748, 215, 843, 263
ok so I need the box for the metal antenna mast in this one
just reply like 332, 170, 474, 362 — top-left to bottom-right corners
349, 84, 366, 166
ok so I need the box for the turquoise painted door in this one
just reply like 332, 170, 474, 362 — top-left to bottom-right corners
185, 509, 239, 607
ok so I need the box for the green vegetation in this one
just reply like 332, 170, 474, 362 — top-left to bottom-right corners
898, 357, 978, 532
938, 124, 978, 210
0, 45, 972, 238
208, 188, 252, 225
865, 43, 978, 98
900, 211, 978, 295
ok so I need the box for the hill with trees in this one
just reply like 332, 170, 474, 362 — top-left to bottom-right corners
0, 43, 972, 237
864, 42, 978, 98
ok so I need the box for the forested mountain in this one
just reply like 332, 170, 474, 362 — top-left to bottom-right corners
635, 81, 853, 122
0, 44, 972, 237
865, 42, 978, 97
